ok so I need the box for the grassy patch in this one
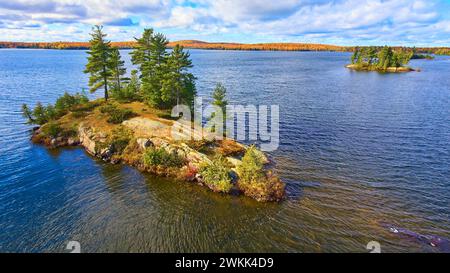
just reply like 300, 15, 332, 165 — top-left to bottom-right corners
41, 122, 62, 138
216, 139, 246, 157
143, 147, 185, 168
99, 103, 136, 124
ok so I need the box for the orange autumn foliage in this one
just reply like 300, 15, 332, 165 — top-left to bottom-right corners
1, 40, 449, 55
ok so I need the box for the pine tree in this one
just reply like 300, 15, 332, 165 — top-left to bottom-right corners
211, 83, 228, 135
212, 83, 228, 113
130, 30, 196, 108
109, 47, 128, 96
84, 25, 112, 101
124, 69, 141, 101
22, 104, 34, 124
351, 47, 359, 64
131, 29, 170, 107
32, 102, 48, 125
130, 28, 154, 73
162, 45, 196, 108
377, 46, 391, 71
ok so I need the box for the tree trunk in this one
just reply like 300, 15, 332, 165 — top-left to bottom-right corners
116, 68, 121, 93
103, 66, 108, 101
104, 82, 108, 101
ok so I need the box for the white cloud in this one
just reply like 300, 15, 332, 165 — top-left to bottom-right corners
0, 0, 449, 45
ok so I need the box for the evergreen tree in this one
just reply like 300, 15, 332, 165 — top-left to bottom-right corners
84, 25, 113, 101
131, 29, 170, 107
366, 47, 377, 65
130, 29, 196, 108
109, 48, 128, 96
22, 104, 34, 124
125, 69, 141, 100
161, 45, 196, 108
130, 28, 154, 73
211, 83, 228, 135
351, 47, 359, 64
377, 46, 392, 71
351, 46, 412, 70
212, 83, 228, 113
32, 102, 49, 125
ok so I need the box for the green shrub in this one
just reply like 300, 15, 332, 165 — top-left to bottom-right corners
236, 145, 265, 184
73, 102, 99, 112
41, 122, 62, 138
31, 102, 49, 125
143, 147, 185, 168
236, 146, 285, 202
108, 108, 135, 124
54, 92, 89, 114
111, 70, 141, 102
199, 155, 233, 193
99, 103, 136, 124
21, 92, 90, 125
99, 103, 117, 114
109, 126, 132, 154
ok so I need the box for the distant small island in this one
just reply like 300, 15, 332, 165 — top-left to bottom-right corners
21, 26, 285, 203
346, 46, 419, 73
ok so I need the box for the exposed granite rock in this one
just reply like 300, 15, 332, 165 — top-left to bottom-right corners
78, 125, 97, 155
123, 117, 170, 138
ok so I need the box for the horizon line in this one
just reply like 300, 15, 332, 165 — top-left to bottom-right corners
1, 40, 449, 51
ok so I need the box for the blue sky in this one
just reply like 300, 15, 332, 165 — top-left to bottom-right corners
1, 0, 450, 46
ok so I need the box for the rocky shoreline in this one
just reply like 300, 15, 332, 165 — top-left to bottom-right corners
346, 64, 416, 73
30, 108, 285, 202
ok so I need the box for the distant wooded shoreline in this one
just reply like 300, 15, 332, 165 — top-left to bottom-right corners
1, 40, 449, 55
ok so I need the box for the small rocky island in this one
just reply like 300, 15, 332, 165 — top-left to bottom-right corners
24, 98, 285, 202
21, 26, 285, 202
346, 46, 418, 73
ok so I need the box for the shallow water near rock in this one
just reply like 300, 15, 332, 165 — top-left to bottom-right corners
0, 49, 449, 252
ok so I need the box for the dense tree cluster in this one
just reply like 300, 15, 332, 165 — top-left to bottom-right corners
84, 26, 196, 109
130, 29, 196, 108
351, 46, 414, 70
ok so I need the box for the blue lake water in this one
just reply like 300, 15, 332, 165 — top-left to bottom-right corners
0, 49, 449, 252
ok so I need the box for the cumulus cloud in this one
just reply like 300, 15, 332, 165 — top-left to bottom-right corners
0, 0, 449, 45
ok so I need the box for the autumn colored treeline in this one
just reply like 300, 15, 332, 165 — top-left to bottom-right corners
168, 40, 348, 52
0, 41, 134, 49
0, 40, 346, 51
1, 40, 449, 55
